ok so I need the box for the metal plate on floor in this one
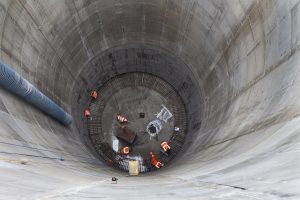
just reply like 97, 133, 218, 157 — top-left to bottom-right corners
117, 128, 137, 144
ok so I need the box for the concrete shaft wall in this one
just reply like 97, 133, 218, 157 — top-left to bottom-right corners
0, 0, 300, 199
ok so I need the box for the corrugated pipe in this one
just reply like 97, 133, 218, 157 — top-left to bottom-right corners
0, 61, 72, 126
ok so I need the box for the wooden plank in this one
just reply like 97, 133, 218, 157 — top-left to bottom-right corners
129, 160, 139, 176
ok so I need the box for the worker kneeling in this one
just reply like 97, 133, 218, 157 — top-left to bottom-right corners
160, 141, 171, 155
120, 146, 130, 155
150, 151, 162, 169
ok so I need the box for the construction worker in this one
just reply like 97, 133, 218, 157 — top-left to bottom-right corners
117, 114, 128, 128
120, 146, 130, 155
160, 141, 171, 154
84, 109, 91, 117
150, 151, 162, 169
90, 91, 97, 99
117, 114, 128, 123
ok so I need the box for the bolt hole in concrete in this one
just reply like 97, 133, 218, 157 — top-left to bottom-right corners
139, 113, 145, 118
87, 73, 187, 172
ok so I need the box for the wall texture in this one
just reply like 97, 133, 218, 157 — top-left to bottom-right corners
0, 0, 300, 199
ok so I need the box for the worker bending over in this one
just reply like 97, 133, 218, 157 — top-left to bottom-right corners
160, 141, 171, 155
90, 91, 97, 99
120, 146, 130, 155
150, 151, 162, 169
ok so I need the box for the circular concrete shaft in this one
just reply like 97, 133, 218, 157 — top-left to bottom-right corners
0, 0, 300, 199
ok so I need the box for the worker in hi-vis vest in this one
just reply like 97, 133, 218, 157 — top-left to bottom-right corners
150, 151, 162, 169
160, 141, 171, 155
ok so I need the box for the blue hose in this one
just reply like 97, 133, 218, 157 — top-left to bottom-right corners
0, 61, 72, 126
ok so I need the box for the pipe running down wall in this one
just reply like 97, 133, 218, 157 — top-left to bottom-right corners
0, 0, 300, 199
0, 61, 72, 125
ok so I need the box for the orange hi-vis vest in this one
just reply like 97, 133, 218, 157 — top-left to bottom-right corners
120, 147, 129, 155
150, 153, 161, 169
90, 91, 97, 99
161, 141, 171, 152
117, 115, 128, 123
84, 109, 91, 117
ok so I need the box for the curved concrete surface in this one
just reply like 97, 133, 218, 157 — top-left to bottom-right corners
0, 0, 300, 199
